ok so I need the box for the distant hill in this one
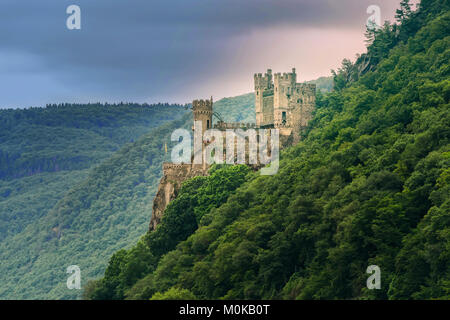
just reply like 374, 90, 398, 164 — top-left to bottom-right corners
306, 76, 333, 92
213, 93, 255, 124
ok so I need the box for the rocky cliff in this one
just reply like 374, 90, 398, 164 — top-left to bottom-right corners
149, 163, 208, 230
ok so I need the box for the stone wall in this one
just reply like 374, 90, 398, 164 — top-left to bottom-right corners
214, 121, 256, 130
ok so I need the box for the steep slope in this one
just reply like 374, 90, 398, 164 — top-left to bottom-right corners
0, 103, 187, 299
0, 114, 190, 300
88, 0, 449, 300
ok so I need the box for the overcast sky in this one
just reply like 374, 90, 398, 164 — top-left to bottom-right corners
0, 0, 412, 108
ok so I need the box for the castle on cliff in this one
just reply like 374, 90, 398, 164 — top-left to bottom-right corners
150, 69, 316, 230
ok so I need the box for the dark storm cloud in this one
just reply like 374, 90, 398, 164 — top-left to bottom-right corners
0, 0, 402, 108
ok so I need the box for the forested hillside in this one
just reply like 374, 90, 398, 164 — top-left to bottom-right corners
0, 103, 185, 179
0, 103, 186, 241
0, 95, 255, 299
306, 77, 333, 92
212, 93, 255, 124
87, 0, 449, 300
0, 103, 187, 299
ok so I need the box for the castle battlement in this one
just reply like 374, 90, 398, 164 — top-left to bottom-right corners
298, 83, 316, 91
192, 98, 213, 110
163, 163, 190, 176
214, 121, 257, 130
163, 162, 190, 170
254, 69, 273, 90
162, 162, 208, 180
274, 68, 297, 82
193, 97, 214, 133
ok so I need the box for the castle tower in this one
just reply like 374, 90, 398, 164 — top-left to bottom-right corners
273, 68, 297, 129
193, 97, 213, 135
254, 68, 316, 144
254, 69, 274, 128
192, 98, 213, 172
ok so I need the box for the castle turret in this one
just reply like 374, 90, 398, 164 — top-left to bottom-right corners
254, 69, 274, 128
273, 68, 297, 129
193, 97, 213, 135
254, 68, 316, 143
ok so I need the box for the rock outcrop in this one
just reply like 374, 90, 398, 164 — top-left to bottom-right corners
149, 163, 208, 231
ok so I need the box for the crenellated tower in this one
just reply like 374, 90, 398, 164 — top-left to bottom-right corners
192, 97, 213, 135
273, 68, 297, 128
254, 69, 274, 128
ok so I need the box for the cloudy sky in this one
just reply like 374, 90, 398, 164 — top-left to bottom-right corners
0, 0, 412, 108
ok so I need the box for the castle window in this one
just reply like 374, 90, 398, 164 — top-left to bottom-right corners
282, 112, 287, 125
207, 120, 210, 129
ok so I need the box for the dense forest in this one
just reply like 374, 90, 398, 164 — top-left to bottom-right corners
0, 103, 188, 299
86, 0, 449, 300
0, 103, 186, 180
